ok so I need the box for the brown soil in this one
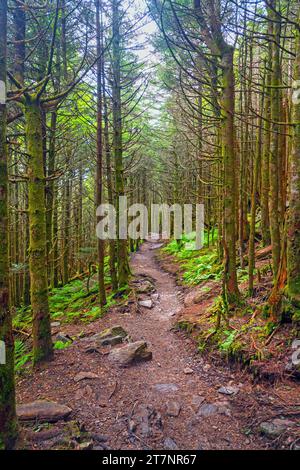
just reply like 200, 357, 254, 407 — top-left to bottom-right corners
17, 242, 300, 450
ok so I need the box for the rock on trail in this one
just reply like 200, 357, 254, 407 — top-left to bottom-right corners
17, 401, 72, 423
108, 340, 152, 367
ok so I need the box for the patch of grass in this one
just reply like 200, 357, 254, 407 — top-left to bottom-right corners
54, 340, 72, 350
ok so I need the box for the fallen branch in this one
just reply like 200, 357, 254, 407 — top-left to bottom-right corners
264, 325, 281, 346
13, 328, 31, 337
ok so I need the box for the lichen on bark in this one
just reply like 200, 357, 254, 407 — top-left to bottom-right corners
0, 0, 18, 449
25, 95, 53, 364
287, 23, 300, 306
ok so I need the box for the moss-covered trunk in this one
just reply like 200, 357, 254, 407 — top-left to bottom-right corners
62, 176, 70, 285
112, 0, 130, 287
221, 47, 239, 304
249, 86, 264, 295
287, 23, 300, 305
25, 96, 53, 364
268, 1, 281, 278
103, 67, 118, 291
46, 110, 57, 288
96, 0, 107, 306
0, 0, 18, 449
261, 56, 271, 246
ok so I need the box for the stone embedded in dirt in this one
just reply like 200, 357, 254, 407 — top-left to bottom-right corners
191, 395, 205, 412
83, 325, 129, 347
216, 401, 232, 417
134, 404, 151, 437
151, 293, 159, 301
56, 333, 73, 343
138, 299, 154, 309
259, 419, 295, 438
99, 335, 124, 347
136, 280, 155, 294
166, 401, 181, 417
90, 434, 108, 443
153, 383, 179, 393
197, 401, 231, 418
217, 385, 239, 396
164, 437, 178, 450
83, 346, 101, 354
74, 371, 100, 383
197, 403, 218, 418
184, 367, 194, 374
108, 340, 152, 367
17, 400, 72, 422
98, 325, 128, 341
133, 404, 163, 437
51, 321, 61, 328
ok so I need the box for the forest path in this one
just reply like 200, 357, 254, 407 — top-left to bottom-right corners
18, 241, 267, 450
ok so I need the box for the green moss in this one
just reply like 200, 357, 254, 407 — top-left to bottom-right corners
25, 97, 53, 364
162, 236, 222, 286
54, 340, 72, 350
292, 309, 300, 323
176, 320, 195, 334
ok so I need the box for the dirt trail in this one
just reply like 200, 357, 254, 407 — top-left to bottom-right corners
18, 241, 269, 450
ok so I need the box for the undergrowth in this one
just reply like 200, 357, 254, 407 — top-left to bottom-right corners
166, 232, 297, 368
162, 231, 222, 285
12, 265, 131, 372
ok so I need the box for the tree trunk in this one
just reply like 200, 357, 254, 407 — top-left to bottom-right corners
46, 110, 57, 287
103, 63, 118, 291
95, 0, 106, 306
112, 0, 130, 287
25, 96, 53, 364
287, 22, 300, 306
0, 0, 18, 449
221, 47, 240, 303
249, 86, 264, 295
261, 57, 271, 246
62, 176, 70, 285
268, 0, 281, 278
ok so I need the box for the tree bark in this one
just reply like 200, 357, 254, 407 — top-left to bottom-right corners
287, 20, 300, 306
25, 96, 53, 364
95, 0, 106, 306
112, 0, 130, 287
268, 0, 281, 278
103, 64, 118, 291
46, 110, 57, 287
221, 47, 240, 303
0, 0, 18, 449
